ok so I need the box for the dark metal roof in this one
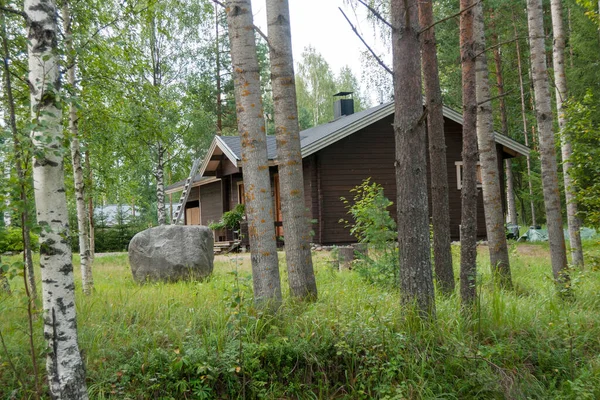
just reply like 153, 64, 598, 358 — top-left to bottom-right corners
165, 175, 213, 193
219, 135, 278, 161
334, 91, 353, 97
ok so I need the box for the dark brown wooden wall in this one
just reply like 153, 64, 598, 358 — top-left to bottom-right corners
311, 116, 494, 244
200, 181, 223, 226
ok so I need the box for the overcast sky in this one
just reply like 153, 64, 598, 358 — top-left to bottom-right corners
251, 0, 380, 87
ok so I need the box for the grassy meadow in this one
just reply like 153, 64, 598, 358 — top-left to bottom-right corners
1, 241, 600, 399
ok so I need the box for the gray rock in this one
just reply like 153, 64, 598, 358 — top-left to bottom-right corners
128, 225, 214, 283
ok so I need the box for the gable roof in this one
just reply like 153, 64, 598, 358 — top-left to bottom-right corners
167, 102, 530, 193
216, 101, 529, 162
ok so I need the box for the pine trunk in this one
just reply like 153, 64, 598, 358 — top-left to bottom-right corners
266, 0, 317, 299
63, 1, 93, 294
474, 2, 512, 288
25, 0, 88, 397
550, 0, 584, 268
419, 0, 455, 295
391, 0, 435, 317
514, 13, 537, 227
459, 0, 479, 307
490, 20, 518, 228
1, 13, 35, 297
526, 0, 570, 287
226, 0, 282, 309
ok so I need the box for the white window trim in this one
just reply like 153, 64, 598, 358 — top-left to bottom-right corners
455, 161, 483, 190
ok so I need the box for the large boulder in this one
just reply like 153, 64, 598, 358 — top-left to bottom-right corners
128, 225, 214, 283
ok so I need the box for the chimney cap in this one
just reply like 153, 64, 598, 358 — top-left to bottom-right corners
333, 91, 353, 97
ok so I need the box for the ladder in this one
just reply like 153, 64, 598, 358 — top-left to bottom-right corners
172, 157, 202, 225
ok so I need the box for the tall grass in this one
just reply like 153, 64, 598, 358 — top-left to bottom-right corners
1, 242, 600, 399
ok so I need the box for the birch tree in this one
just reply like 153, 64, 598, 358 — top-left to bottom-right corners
526, 0, 570, 288
551, 0, 584, 268
473, 2, 512, 288
266, 0, 317, 300
418, 0, 454, 295
226, 0, 282, 309
459, 0, 479, 307
62, 0, 94, 294
24, 0, 88, 397
391, 0, 435, 317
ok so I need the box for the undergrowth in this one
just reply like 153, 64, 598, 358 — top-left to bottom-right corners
1, 243, 600, 399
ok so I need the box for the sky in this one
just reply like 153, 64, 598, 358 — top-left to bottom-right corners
250, 0, 381, 91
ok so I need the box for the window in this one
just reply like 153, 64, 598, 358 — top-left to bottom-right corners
455, 161, 482, 190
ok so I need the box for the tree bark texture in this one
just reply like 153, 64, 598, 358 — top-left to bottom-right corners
226, 0, 282, 309
526, 0, 570, 285
63, 1, 93, 294
513, 13, 537, 227
1, 12, 36, 298
85, 151, 95, 260
474, 2, 512, 288
391, 0, 435, 317
490, 20, 518, 228
156, 142, 166, 225
459, 0, 479, 307
550, 0, 584, 268
266, 0, 317, 300
25, 0, 89, 398
418, 0, 454, 296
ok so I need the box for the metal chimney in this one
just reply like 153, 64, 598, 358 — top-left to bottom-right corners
333, 91, 354, 119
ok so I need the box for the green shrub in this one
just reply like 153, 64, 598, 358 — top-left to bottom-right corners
341, 178, 398, 287
209, 204, 245, 232
0, 227, 39, 253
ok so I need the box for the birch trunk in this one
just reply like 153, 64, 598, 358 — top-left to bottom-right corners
85, 151, 95, 260
419, 0, 454, 295
526, 0, 570, 287
391, 0, 435, 317
266, 0, 317, 300
63, 1, 93, 294
490, 19, 518, 228
550, 0, 584, 268
514, 13, 537, 227
226, 0, 282, 309
25, 0, 88, 397
459, 0, 479, 307
156, 142, 166, 225
474, 2, 512, 288
1, 12, 36, 297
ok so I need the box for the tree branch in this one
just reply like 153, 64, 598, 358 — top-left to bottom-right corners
474, 37, 521, 59
355, 0, 392, 29
419, 0, 481, 34
253, 24, 273, 50
477, 88, 515, 107
212, 0, 225, 8
0, 5, 27, 19
339, 7, 392, 75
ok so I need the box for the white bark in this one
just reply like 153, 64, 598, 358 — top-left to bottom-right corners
526, 0, 570, 286
226, 0, 282, 309
551, 0, 584, 267
156, 142, 166, 225
25, 0, 88, 397
474, 2, 512, 288
63, 1, 93, 294
266, 0, 317, 299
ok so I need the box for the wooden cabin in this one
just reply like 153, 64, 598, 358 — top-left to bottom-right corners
165, 101, 529, 245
